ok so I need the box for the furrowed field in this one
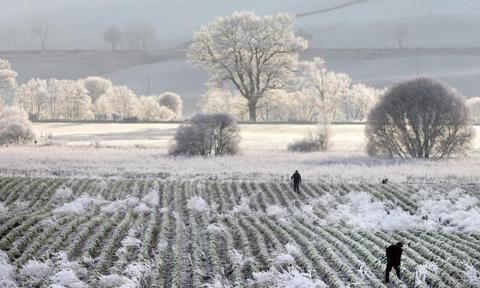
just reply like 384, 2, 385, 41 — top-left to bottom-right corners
2, 177, 480, 287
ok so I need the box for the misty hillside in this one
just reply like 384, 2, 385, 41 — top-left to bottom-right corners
1, 0, 480, 49
2, 0, 480, 115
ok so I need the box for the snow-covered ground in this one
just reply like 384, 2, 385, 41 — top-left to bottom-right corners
32, 123, 367, 151
0, 123, 477, 182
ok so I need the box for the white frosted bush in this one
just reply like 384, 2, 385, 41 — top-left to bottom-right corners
20, 259, 52, 279
327, 192, 418, 231
272, 253, 296, 268
158, 92, 183, 119
52, 186, 73, 202
231, 197, 251, 214
141, 189, 159, 207
133, 202, 153, 214
0, 106, 35, 146
285, 242, 301, 256
50, 269, 87, 288
53, 195, 102, 215
101, 197, 139, 214
186, 195, 209, 212
266, 205, 288, 219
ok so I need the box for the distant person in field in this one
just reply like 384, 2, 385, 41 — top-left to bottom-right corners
382, 178, 388, 184
291, 170, 301, 193
385, 242, 403, 283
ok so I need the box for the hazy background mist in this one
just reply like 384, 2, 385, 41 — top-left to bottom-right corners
2, 0, 480, 115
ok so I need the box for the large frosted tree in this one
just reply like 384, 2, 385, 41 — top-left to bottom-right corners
188, 12, 307, 121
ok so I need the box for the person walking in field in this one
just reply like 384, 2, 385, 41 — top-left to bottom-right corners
385, 242, 403, 283
291, 170, 301, 193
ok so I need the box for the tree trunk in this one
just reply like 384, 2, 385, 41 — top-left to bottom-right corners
248, 101, 257, 122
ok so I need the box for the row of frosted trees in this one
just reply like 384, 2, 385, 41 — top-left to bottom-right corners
0, 60, 183, 121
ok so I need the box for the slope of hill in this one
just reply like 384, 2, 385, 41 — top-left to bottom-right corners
1, 0, 480, 49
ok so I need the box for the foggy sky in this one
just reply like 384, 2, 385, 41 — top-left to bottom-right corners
1, 0, 480, 50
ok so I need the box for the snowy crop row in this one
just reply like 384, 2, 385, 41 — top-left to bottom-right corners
1, 177, 480, 287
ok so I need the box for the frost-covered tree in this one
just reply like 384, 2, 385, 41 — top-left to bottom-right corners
331, 73, 352, 121
257, 89, 291, 121
170, 113, 240, 156
0, 58, 17, 105
138, 96, 175, 121
188, 11, 307, 121
288, 91, 317, 122
81, 77, 113, 103
0, 106, 35, 145
57, 80, 93, 120
348, 84, 384, 122
124, 22, 156, 52
106, 86, 139, 119
94, 94, 113, 120
301, 58, 350, 124
16, 79, 93, 120
198, 89, 248, 120
366, 78, 474, 158
104, 25, 122, 52
158, 92, 183, 119
15, 79, 48, 119
138, 96, 160, 121
466, 97, 480, 124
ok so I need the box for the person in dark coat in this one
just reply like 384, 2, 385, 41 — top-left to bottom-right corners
291, 170, 301, 193
385, 242, 403, 283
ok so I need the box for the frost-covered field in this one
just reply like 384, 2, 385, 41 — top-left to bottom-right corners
1, 178, 480, 287
31, 123, 367, 151
0, 123, 473, 182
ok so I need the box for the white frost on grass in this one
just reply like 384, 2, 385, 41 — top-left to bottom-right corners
3, 146, 480, 184
249, 267, 327, 288
0, 202, 7, 218
141, 189, 159, 207
133, 202, 152, 214
50, 269, 87, 288
0, 251, 15, 284
53, 194, 103, 215
327, 192, 418, 231
206, 223, 227, 234
52, 185, 73, 202
285, 242, 302, 257
186, 195, 209, 213
231, 197, 252, 214
101, 196, 139, 214
414, 262, 438, 288
465, 265, 480, 286
416, 188, 480, 233
228, 249, 255, 269
272, 253, 296, 268
19, 259, 52, 280
124, 261, 153, 282
11, 200, 29, 211
326, 188, 480, 233
98, 274, 137, 288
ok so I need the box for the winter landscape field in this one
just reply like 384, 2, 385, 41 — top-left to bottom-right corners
2, 178, 480, 287
3, 0, 480, 287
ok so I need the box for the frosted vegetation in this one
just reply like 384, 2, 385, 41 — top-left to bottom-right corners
2, 178, 480, 287
1, 58, 183, 122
